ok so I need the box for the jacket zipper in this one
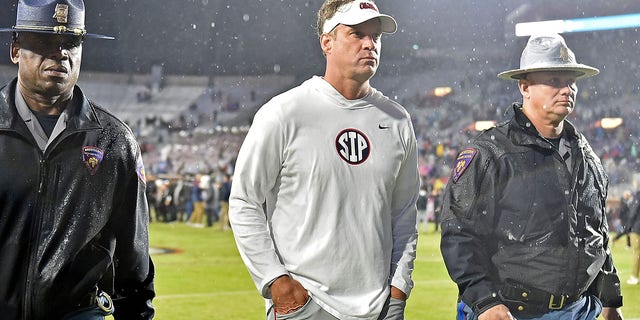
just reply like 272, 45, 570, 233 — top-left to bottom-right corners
21, 128, 91, 319
23, 157, 47, 320
569, 146, 584, 295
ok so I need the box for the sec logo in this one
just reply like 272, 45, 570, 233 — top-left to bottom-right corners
335, 128, 370, 165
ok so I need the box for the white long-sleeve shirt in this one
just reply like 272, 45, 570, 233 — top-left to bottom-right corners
229, 76, 419, 320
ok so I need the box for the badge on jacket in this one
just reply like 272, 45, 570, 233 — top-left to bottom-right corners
82, 146, 104, 176
452, 148, 477, 183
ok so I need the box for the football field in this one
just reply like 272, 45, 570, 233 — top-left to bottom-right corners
130, 222, 639, 319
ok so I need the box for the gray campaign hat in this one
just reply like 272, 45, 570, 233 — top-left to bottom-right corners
0, 0, 114, 39
498, 34, 598, 80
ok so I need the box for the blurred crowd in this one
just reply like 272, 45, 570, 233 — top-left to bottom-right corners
133, 30, 639, 230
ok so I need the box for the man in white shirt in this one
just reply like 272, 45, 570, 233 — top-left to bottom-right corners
229, 1, 419, 319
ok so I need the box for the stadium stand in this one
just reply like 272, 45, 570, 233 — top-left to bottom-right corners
0, 25, 638, 224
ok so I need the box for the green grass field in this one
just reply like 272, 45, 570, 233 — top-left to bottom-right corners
131, 222, 638, 319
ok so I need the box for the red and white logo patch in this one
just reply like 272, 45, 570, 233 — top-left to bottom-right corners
335, 128, 370, 165
360, 2, 378, 12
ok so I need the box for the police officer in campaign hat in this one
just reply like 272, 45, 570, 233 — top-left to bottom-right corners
0, 1, 155, 319
440, 34, 624, 320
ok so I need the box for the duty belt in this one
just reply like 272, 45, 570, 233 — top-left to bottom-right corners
499, 281, 583, 316
78, 287, 114, 314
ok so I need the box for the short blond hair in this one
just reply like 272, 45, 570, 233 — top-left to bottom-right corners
316, 0, 357, 38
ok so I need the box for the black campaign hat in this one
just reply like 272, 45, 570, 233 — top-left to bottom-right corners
0, 0, 114, 39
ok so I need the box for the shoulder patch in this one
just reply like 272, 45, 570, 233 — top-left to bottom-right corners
451, 148, 477, 183
136, 153, 146, 185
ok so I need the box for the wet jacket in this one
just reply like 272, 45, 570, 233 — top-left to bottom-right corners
0, 79, 155, 320
440, 104, 622, 315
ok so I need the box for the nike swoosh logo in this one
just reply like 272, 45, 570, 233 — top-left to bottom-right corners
378, 124, 389, 129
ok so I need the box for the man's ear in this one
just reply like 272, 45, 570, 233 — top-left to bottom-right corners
10, 42, 20, 64
320, 33, 333, 56
518, 78, 530, 99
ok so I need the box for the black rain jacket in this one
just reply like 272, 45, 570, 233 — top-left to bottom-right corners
0, 79, 155, 320
440, 104, 622, 315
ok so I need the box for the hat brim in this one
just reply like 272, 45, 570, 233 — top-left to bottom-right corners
0, 27, 114, 40
498, 64, 599, 80
343, 15, 397, 34
323, 14, 397, 34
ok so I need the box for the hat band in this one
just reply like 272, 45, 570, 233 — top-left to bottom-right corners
14, 24, 87, 36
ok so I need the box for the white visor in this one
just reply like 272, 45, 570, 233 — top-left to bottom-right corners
322, 0, 397, 34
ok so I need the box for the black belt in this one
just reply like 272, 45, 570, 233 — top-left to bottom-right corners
499, 281, 583, 316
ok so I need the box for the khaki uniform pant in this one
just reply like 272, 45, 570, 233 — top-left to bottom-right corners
220, 201, 230, 230
189, 201, 205, 224
631, 232, 640, 278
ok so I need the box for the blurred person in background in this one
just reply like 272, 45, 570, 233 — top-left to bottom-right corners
218, 173, 232, 231
178, 174, 195, 222
625, 190, 640, 285
187, 173, 206, 227
145, 175, 158, 222
612, 190, 633, 249
205, 172, 221, 227
229, 0, 419, 319
155, 180, 169, 222
416, 186, 429, 232
430, 187, 442, 232
157, 179, 177, 222
172, 175, 185, 221
0, 0, 154, 319
440, 34, 623, 320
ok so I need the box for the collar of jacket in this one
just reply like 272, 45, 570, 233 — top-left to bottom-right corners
0, 78, 102, 134
507, 102, 581, 148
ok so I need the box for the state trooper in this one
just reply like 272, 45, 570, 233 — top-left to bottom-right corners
440, 34, 624, 320
0, 1, 155, 319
